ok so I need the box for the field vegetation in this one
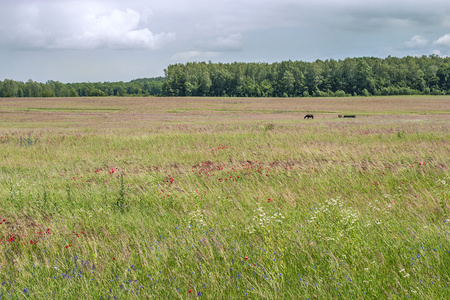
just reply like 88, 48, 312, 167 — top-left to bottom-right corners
0, 96, 449, 299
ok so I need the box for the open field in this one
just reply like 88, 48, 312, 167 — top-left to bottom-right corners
0, 96, 449, 299
0, 96, 449, 128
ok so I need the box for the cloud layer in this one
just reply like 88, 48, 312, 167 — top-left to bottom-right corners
1, 0, 450, 82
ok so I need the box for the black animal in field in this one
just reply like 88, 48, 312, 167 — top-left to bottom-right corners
304, 114, 314, 119
338, 114, 356, 118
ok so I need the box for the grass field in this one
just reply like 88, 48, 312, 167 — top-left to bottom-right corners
0, 96, 449, 299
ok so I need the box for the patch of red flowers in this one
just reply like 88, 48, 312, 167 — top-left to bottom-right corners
7, 234, 15, 242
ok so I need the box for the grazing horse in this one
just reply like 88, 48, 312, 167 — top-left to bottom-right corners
304, 114, 314, 119
338, 114, 356, 118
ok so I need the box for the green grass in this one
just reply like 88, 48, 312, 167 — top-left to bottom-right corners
0, 97, 449, 299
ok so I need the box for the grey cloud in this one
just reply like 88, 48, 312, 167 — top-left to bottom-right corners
315, 0, 450, 32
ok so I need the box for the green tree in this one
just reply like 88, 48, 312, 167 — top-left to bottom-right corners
437, 63, 450, 92
1, 79, 19, 97
279, 70, 295, 96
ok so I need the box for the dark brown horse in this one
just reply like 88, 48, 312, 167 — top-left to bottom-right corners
304, 114, 314, 119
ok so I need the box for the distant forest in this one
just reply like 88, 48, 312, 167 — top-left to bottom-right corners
162, 56, 450, 97
2, 55, 450, 98
0, 77, 165, 98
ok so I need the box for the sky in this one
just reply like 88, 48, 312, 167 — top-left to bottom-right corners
1, 0, 450, 83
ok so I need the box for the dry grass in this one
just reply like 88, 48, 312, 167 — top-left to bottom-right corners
0, 96, 449, 129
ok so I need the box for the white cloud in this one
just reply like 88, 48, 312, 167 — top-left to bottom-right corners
50, 8, 176, 50
432, 50, 448, 58
196, 33, 244, 51
0, 4, 174, 50
404, 35, 429, 48
433, 33, 450, 47
170, 51, 220, 61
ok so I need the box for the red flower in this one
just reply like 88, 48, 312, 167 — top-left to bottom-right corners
112, 257, 116, 260
188, 289, 193, 293
30, 240, 34, 244
244, 256, 248, 260
65, 245, 71, 248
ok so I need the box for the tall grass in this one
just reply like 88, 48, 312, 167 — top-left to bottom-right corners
0, 101, 449, 298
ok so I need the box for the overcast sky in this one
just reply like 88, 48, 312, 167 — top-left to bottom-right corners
1, 0, 450, 83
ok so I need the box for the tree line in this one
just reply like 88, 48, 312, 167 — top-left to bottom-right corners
0, 77, 164, 98
2, 55, 450, 98
162, 55, 450, 97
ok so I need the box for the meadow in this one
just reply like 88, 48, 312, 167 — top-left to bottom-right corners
0, 96, 449, 299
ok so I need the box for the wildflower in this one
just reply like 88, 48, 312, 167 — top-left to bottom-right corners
244, 256, 248, 260
189, 289, 193, 293
30, 240, 34, 244
112, 257, 116, 260
65, 245, 71, 248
